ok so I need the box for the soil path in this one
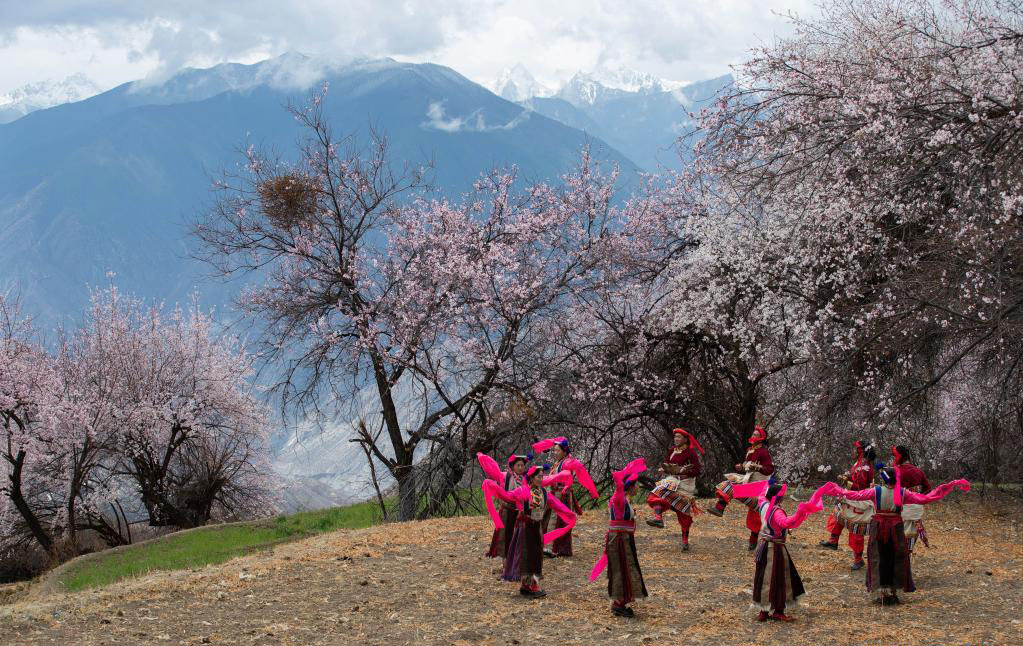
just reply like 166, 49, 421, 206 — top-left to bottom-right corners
1, 497, 1020, 646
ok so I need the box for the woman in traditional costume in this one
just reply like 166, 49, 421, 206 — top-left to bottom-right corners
706, 425, 775, 550
532, 437, 599, 557
477, 452, 530, 562
645, 428, 703, 551
819, 441, 876, 570
482, 466, 577, 598
590, 458, 649, 617
818, 468, 969, 606
892, 445, 933, 553
732, 480, 830, 622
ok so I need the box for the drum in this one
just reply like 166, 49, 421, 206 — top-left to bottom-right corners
835, 498, 874, 532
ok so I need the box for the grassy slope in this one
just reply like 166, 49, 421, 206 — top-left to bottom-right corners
52, 482, 600, 593
57, 501, 384, 592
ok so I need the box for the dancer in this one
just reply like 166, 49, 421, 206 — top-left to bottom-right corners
893, 445, 932, 553
482, 466, 578, 598
532, 437, 599, 557
819, 469, 969, 606
734, 480, 830, 622
477, 452, 530, 562
819, 441, 876, 569
589, 458, 649, 617
645, 428, 703, 551
706, 425, 775, 550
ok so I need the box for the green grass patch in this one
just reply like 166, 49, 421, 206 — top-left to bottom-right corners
51, 483, 641, 593
57, 500, 385, 592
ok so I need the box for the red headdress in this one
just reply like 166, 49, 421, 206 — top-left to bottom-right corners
891, 446, 904, 465
672, 428, 705, 455
852, 440, 864, 472
748, 425, 767, 444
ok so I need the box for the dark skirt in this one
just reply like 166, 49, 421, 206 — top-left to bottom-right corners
542, 489, 581, 556
502, 516, 543, 582
866, 519, 915, 597
486, 506, 519, 558
752, 540, 804, 614
606, 531, 647, 604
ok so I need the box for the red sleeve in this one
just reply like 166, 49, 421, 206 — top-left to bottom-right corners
849, 463, 874, 490
685, 449, 701, 477
754, 448, 774, 476
820, 482, 875, 501
610, 468, 628, 517
898, 464, 932, 493
477, 453, 505, 483
667, 449, 701, 477
902, 479, 969, 504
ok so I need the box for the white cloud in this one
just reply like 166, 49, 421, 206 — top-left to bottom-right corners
0, 1, 820, 95
422, 101, 531, 133
423, 101, 470, 133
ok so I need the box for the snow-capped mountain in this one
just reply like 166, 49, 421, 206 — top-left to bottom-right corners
128, 51, 366, 105
504, 62, 731, 170
0, 73, 103, 123
558, 66, 688, 106
490, 64, 554, 102
589, 65, 688, 94
487, 63, 689, 107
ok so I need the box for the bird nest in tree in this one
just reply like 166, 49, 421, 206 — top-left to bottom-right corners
258, 174, 318, 229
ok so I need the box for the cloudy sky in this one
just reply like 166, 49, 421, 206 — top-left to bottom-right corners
0, 1, 818, 95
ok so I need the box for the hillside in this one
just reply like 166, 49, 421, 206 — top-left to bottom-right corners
2, 495, 1019, 645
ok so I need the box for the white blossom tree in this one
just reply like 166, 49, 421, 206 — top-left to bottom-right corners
673, 0, 1023, 477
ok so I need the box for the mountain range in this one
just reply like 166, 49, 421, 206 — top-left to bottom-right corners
488, 64, 729, 171
0, 53, 730, 509
0, 73, 103, 124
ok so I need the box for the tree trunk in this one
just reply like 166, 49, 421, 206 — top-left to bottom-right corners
735, 373, 759, 462
7, 450, 54, 553
395, 464, 416, 522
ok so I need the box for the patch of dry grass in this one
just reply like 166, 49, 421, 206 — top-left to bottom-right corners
1, 493, 1020, 646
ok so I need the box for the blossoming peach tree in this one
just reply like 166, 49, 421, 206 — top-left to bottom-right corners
674, 0, 1023, 478
0, 289, 274, 560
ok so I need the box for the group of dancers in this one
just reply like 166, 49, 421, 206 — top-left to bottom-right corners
477, 427, 970, 620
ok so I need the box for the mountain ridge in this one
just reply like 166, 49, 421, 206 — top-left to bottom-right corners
0, 54, 728, 507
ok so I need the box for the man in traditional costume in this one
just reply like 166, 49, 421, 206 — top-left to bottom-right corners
589, 458, 649, 617
733, 480, 830, 622
892, 445, 932, 553
482, 466, 577, 598
706, 425, 775, 550
477, 452, 530, 563
819, 441, 876, 569
819, 467, 969, 606
532, 437, 599, 558
645, 428, 703, 551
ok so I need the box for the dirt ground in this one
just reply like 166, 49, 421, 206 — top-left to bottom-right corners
1, 494, 1020, 646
